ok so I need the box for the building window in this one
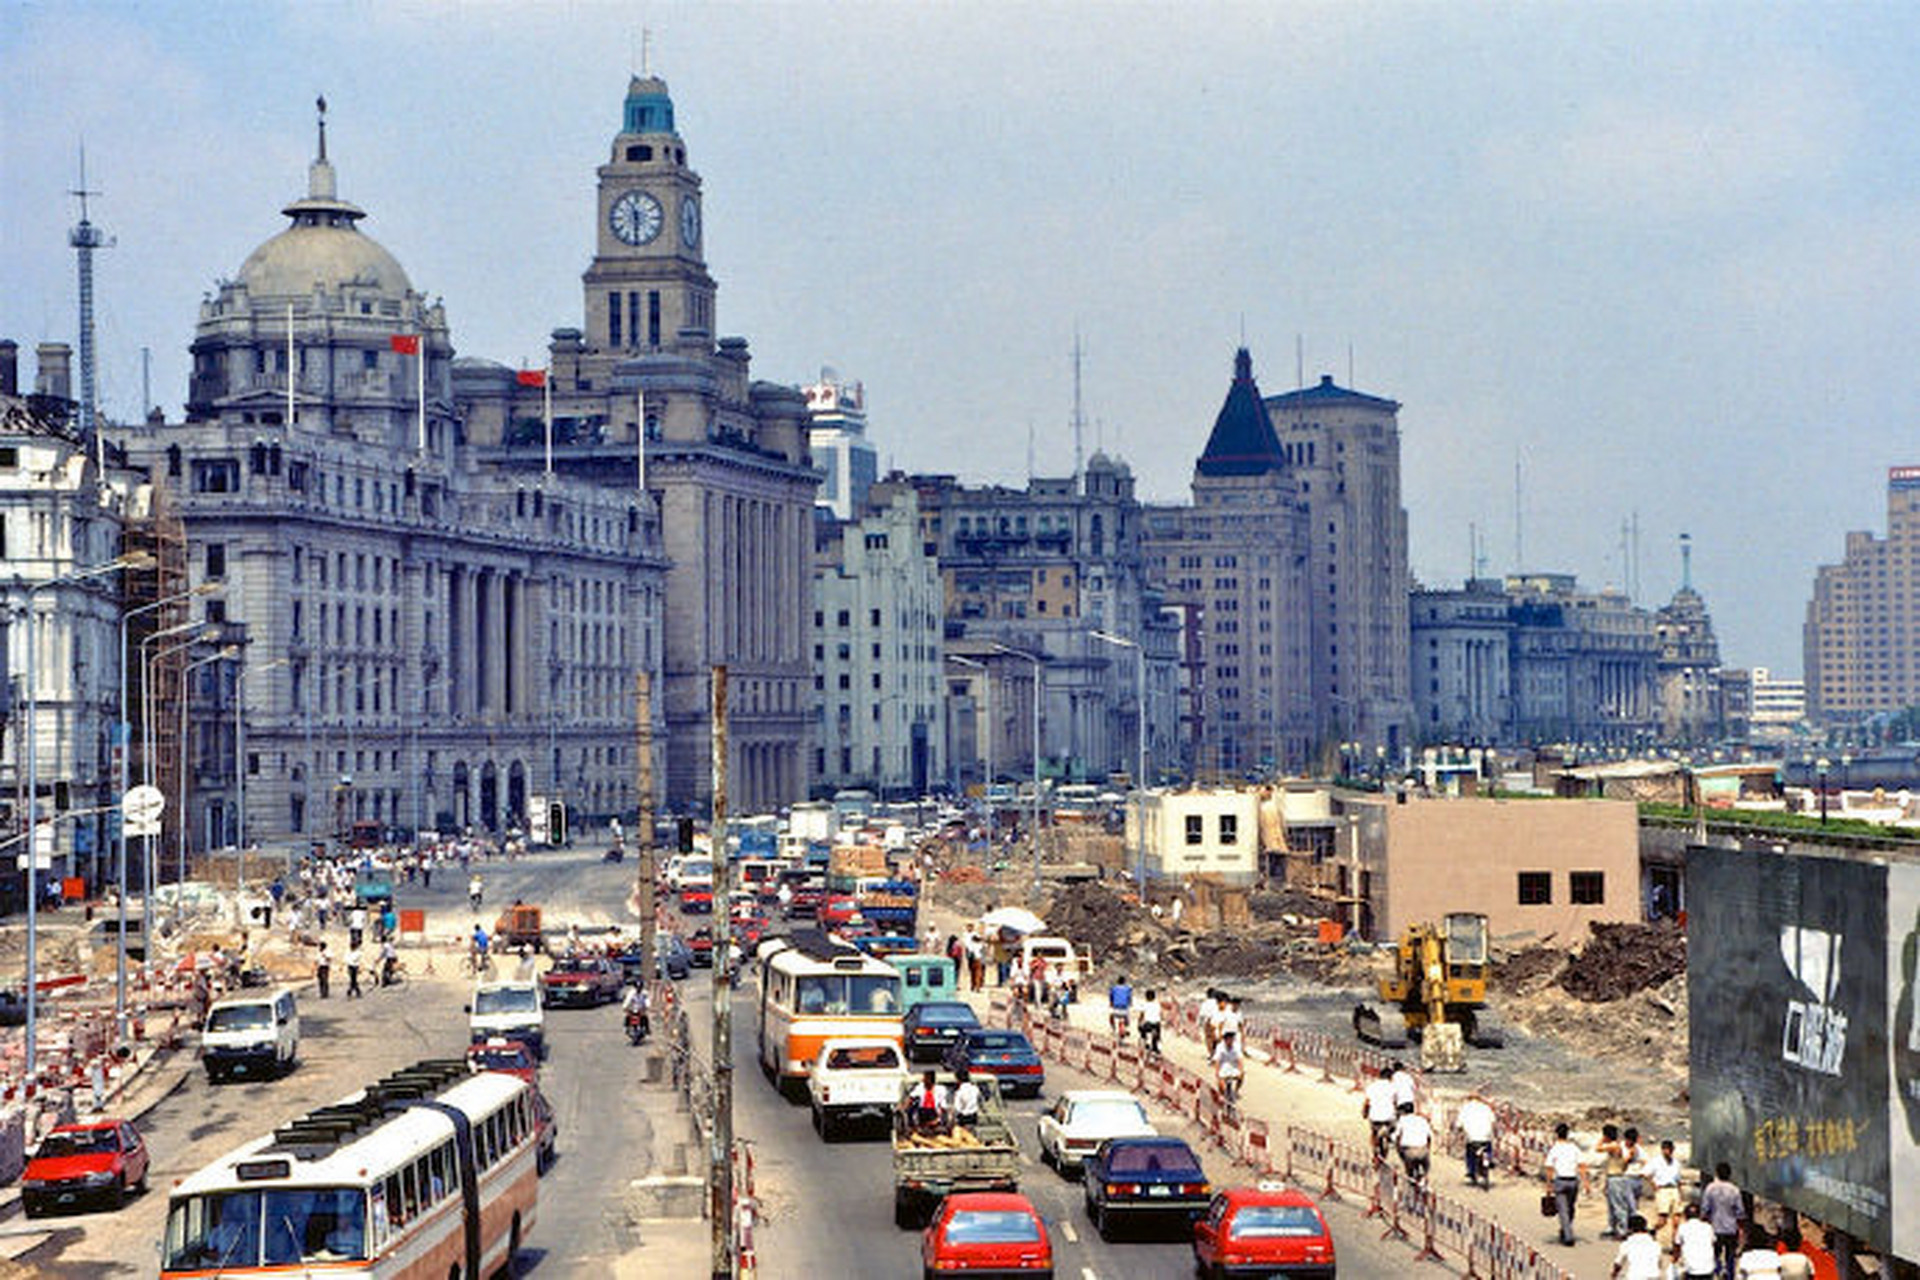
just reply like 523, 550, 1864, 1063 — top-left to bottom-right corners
1184, 815, 1204, 845
1218, 814, 1238, 844
1569, 872, 1606, 904
206, 543, 226, 579
1517, 872, 1552, 905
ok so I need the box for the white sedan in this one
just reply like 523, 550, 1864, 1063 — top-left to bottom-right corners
1036, 1090, 1157, 1173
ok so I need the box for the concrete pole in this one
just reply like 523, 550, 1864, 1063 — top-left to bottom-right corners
24, 601, 40, 1084
635, 671, 656, 977
708, 665, 734, 1280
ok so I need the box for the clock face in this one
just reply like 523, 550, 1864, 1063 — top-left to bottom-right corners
609, 190, 662, 246
680, 196, 701, 249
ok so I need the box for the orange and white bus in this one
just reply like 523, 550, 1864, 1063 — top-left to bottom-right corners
161, 1059, 537, 1279
757, 929, 903, 1093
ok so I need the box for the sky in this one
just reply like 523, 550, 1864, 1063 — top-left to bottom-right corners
6, 1, 1919, 676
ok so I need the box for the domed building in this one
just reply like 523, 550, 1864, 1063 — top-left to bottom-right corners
115, 106, 667, 856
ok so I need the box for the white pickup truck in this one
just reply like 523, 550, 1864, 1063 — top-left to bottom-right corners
1018, 935, 1088, 984
807, 1037, 908, 1142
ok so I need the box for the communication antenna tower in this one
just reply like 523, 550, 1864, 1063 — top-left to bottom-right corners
69, 146, 113, 460
1070, 331, 1086, 491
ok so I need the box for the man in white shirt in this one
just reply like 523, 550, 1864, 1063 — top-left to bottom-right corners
1611, 1215, 1663, 1280
1645, 1138, 1683, 1244
1198, 990, 1221, 1056
1544, 1122, 1585, 1246
1211, 1030, 1245, 1108
1136, 988, 1163, 1056
1218, 997, 1244, 1044
950, 1071, 982, 1127
1673, 1204, 1718, 1279
1456, 1093, 1497, 1188
1389, 1061, 1417, 1113
1391, 1107, 1433, 1182
1362, 1067, 1398, 1161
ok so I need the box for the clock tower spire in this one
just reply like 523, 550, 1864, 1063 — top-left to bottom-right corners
584, 74, 713, 356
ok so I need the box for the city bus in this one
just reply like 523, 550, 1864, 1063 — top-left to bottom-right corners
757, 929, 904, 1095
160, 1059, 538, 1279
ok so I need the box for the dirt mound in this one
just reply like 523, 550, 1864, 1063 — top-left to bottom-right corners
1558, 920, 1686, 1003
1045, 881, 1134, 950
1247, 889, 1339, 922
1494, 945, 1568, 993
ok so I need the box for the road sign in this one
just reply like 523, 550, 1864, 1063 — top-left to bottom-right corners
123, 784, 166, 838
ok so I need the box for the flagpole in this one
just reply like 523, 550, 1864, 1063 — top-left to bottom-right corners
543, 366, 553, 478
417, 331, 426, 455
636, 387, 646, 493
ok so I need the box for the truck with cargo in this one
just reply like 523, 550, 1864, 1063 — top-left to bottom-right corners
891, 1074, 1020, 1227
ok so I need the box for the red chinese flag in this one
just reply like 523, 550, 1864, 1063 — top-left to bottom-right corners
389, 334, 421, 355
516, 369, 547, 387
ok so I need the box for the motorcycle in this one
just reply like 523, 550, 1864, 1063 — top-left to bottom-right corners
469, 888, 484, 911
625, 1009, 651, 1045
603, 846, 624, 864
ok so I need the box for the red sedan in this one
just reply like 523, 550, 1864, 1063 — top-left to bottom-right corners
1192, 1184, 1336, 1280
923, 1191, 1052, 1279
19, 1120, 150, 1217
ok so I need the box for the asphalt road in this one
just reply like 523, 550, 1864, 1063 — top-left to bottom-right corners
10, 846, 1460, 1277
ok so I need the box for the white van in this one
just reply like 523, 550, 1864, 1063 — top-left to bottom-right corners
467, 978, 546, 1058
202, 987, 299, 1082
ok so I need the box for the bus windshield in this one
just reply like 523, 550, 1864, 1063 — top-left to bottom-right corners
165, 1187, 368, 1267
794, 973, 900, 1015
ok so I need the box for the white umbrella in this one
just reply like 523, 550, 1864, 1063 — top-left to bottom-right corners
979, 906, 1047, 935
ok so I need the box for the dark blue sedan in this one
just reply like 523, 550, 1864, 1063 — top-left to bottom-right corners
941, 1028, 1044, 1097
1082, 1136, 1211, 1241
901, 1001, 983, 1063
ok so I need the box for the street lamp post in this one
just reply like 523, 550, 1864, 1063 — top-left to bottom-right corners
11, 553, 148, 1085
1816, 756, 1831, 826
989, 644, 1044, 893
114, 586, 211, 1036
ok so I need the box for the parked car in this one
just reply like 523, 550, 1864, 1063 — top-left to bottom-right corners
539, 954, 624, 1007
1082, 1136, 1211, 1240
19, 1120, 149, 1217
466, 1037, 539, 1085
1192, 1183, 1337, 1279
921, 1191, 1052, 1279
1037, 1090, 1157, 1174
901, 1000, 983, 1064
943, 1028, 1045, 1098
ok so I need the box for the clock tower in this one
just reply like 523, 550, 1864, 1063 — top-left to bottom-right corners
584, 76, 715, 355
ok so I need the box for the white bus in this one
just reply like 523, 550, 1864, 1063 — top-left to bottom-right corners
757, 930, 904, 1095
161, 1059, 538, 1279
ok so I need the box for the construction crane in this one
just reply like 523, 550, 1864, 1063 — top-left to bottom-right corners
1353, 912, 1502, 1071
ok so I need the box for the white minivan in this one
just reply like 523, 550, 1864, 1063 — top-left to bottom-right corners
467, 978, 546, 1059
202, 987, 299, 1082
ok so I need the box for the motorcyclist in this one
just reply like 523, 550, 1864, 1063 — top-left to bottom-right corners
623, 984, 651, 1043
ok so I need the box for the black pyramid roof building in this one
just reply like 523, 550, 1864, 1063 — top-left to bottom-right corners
1196, 347, 1287, 478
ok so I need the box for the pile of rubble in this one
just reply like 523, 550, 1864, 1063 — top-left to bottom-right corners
1492, 945, 1568, 994
1558, 920, 1687, 1003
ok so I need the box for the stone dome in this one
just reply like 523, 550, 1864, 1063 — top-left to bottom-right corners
234, 155, 412, 300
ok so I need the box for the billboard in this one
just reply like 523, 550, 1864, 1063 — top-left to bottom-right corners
1689, 845, 1920, 1260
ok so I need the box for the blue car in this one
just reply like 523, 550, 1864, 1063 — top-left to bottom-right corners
1082, 1136, 1211, 1241
941, 1028, 1044, 1098
901, 1001, 982, 1064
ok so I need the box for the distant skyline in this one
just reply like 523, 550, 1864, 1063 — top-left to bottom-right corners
7, 2, 1919, 676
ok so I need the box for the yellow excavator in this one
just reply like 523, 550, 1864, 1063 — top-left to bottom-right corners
1352, 912, 1502, 1071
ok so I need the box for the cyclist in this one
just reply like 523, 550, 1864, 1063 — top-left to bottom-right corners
1212, 1029, 1245, 1116
1107, 973, 1134, 1041
1137, 987, 1163, 1057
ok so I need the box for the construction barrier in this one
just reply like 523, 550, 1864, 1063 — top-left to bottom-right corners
733, 1138, 758, 1280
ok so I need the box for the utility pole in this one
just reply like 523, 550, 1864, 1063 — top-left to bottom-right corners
708, 665, 734, 1280
634, 671, 657, 974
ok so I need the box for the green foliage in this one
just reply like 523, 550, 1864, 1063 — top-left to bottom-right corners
1638, 802, 1918, 843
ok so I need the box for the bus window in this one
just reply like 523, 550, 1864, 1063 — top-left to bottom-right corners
385, 1174, 405, 1226
262, 1187, 367, 1263
852, 974, 899, 1013
165, 1191, 262, 1269
400, 1164, 419, 1222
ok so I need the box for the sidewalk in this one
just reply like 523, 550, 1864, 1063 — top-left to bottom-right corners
958, 973, 1620, 1278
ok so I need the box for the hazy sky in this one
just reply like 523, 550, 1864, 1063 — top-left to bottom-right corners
6, 2, 1918, 675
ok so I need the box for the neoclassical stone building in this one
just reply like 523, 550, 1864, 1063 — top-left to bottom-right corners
114, 117, 668, 850
456, 76, 816, 813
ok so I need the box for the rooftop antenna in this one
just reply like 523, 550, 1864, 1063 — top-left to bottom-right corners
69, 143, 112, 467
316, 95, 327, 161
1632, 510, 1642, 600
1295, 334, 1304, 390
1347, 341, 1354, 387
1070, 329, 1086, 491
1680, 531, 1693, 592
1026, 421, 1035, 483
1513, 452, 1524, 572
642, 27, 653, 76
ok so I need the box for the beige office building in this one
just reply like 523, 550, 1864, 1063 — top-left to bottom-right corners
1804, 467, 1920, 724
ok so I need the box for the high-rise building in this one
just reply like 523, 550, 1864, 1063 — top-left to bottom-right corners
1142, 349, 1313, 777
1804, 467, 1920, 724
455, 76, 816, 812
1747, 667, 1806, 736
804, 371, 877, 522
115, 112, 669, 850
1264, 374, 1412, 754
810, 481, 944, 795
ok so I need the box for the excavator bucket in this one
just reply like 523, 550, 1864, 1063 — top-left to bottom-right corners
1352, 1003, 1409, 1048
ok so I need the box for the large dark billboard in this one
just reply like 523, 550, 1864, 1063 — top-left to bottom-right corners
1689, 845, 1918, 1259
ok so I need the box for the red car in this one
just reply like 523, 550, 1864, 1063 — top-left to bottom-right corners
819, 893, 863, 929
1191, 1184, 1336, 1280
540, 953, 624, 1007
19, 1119, 150, 1217
680, 884, 714, 913
466, 1037, 539, 1084
687, 927, 715, 967
922, 1191, 1052, 1279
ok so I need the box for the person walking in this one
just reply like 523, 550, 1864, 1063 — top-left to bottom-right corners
345, 942, 364, 999
1363, 1066, 1399, 1162
1456, 1092, 1496, 1188
1199, 989, 1222, 1058
965, 930, 985, 991
1699, 1163, 1747, 1280
348, 904, 367, 950
1674, 1204, 1719, 1280
1646, 1138, 1683, 1246
1389, 1060, 1418, 1115
379, 936, 398, 988
1598, 1123, 1633, 1238
1611, 1214, 1664, 1280
1545, 1122, 1585, 1246
314, 942, 332, 999
1137, 987, 1163, 1057
1391, 1105, 1433, 1183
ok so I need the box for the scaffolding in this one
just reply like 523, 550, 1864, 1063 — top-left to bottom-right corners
121, 482, 189, 887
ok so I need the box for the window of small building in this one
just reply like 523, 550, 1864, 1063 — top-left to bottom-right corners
1218, 814, 1238, 844
1184, 815, 1204, 845
1517, 872, 1552, 905
1569, 872, 1606, 904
